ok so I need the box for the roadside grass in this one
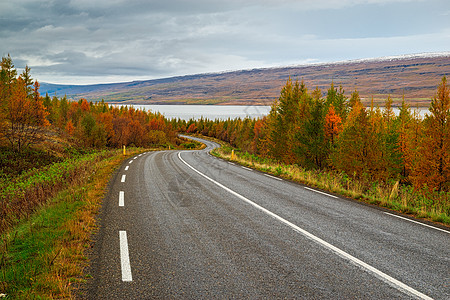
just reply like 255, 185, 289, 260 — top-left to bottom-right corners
180, 139, 205, 150
0, 148, 145, 299
0, 146, 63, 180
211, 142, 450, 226
0, 150, 112, 234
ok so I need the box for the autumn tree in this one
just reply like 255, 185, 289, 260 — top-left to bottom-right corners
324, 104, 342, 146
325, 82, 348, 121
111, 116, 131, 147
57, 96, 69, 128
68, 101, 82, 128
186, 123, 198, 133
379, 96, 403, 180
252, 117, 269, 156
4, 77, 49, 151
396, 96, 412, 179
77, 113, 106, 148
348, 89, 360, 109
296, 96, 327, 169
80, 98, 90, 112
0, 54, 17, 101
97, 111, 115, 146
42, 93, 57, 124
0, 54, 18, 139
66, 119, 75, 135
128, 119, 144, 147
21, 65, 34, 97
267, 78, 304, 163
1, 57, 50, 151
411, 77, 450, 191
331, 101, 374, 178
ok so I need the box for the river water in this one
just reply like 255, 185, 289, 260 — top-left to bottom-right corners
119, 104, 429, 121
128, 105, 272, 120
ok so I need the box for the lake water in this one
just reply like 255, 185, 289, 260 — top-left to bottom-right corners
119, 104, 429, 121
128, 105, 272, 120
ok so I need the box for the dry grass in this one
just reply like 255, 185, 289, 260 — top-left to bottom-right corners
212, 145, 450, 226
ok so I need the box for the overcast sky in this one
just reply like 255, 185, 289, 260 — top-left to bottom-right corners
1, 0, 449, 84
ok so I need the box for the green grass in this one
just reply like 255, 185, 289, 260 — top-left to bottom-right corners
0, 187, 85, 299
0, 150, 114, 234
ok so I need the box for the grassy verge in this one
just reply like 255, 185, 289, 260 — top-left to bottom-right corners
210, 140, 450, 226
0, 150, 111, 234
0, 148, 145, 299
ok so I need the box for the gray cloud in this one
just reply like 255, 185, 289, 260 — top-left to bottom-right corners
1, 0, 449, 84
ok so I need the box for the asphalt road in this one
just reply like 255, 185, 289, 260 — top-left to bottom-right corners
84, 136, 449, 299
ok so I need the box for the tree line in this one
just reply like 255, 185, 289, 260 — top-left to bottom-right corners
2, 54, 448, 193
0, 55, 182, 152
179, 77, 449, 193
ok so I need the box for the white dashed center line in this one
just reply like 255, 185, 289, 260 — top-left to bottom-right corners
119, 231, 132, 282
119, 191, 124, 207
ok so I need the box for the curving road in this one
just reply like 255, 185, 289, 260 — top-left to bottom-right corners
84, 136, 449, 299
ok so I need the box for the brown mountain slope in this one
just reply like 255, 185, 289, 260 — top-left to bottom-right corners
41, 53, 450, 106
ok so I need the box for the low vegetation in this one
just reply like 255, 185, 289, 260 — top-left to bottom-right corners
0, 149, 112, 233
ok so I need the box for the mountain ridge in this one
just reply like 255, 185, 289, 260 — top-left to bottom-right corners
40, 52, 450, 106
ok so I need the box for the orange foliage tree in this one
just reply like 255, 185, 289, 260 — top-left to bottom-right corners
3, 77, 49, 152
410, 77, 450, 192
324, 104, 342, 146
331, 101, 372, 178
186, 123, 197, 133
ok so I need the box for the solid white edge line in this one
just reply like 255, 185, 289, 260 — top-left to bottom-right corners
121, 175, 126, 183
177, 151, 433, 300
384, 212, 449, 234
119, 231, 132, 282
264, 173, 282, 181
125, 166, 129, 171
304, 186, 338, 198
119, 191, 124, 207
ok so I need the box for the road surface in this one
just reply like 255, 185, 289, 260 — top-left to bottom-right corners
84, 136, 449, 299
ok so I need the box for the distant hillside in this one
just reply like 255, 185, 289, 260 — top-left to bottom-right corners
40, 53, 450, 106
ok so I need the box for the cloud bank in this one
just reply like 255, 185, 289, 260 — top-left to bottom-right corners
1, 0, 449, 84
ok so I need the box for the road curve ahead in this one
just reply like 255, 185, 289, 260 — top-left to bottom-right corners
85, 136, 449, 299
